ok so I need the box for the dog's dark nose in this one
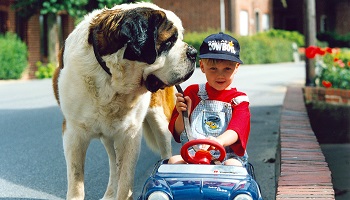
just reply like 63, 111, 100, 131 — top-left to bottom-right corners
186, 45, 197, 61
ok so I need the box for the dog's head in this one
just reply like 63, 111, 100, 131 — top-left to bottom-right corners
88, 3, 196, 92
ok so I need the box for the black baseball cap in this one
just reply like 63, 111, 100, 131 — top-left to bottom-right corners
199, 32, 243, 64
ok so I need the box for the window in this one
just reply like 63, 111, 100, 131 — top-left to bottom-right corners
0, 11, 8, 34
255, 11, 260, 33
240, 10, 249, 36
320, 15, 327, 32
262, 14, 270, 31
39, 15, 49, 59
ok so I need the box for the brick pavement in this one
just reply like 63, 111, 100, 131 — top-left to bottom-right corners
276, 85, 335, 199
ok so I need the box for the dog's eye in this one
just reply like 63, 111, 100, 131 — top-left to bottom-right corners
165, 41, 172, 47
158, 32, 177, 55
158, 37, 176, 54
165, 33, 177, 47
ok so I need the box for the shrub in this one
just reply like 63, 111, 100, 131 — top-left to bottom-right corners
184, 30, 295, 65
259, 29, 305, 47
184, 31, 216, 66
0, 32, 28, 80
239, 34, 294, 64
317, 31, 350, 48
35, 61, 56, 79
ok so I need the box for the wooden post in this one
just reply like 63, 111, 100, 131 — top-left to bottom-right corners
304, 0, 317, 86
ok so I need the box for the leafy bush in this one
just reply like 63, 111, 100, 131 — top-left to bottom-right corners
0, 32, 28, 80
184, 31, 214, 66
239, 34, 294, 64
35, 61, 56, 79
259, 29, 305, 47
184, 30, 295, 65
305, 46, 350, 89
317, 31, 350, 48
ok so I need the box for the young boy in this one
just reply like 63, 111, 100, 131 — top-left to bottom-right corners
168, 32, 250, 166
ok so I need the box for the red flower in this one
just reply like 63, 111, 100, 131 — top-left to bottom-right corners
318, 48, 326, 56
325, 47, 332, 54
334, 57, 340, 62
322, 80, 332, 88
347, 61, 350, 67
305, 46, 319, 59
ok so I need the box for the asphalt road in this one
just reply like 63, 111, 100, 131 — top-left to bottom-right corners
0, 62, 305, 200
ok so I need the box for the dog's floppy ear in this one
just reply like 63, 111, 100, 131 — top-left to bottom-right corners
89, 8, 169, 64
121, 9, 167, 64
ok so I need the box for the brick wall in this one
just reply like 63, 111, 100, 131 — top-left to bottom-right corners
153, 0, 222, 32
234, 0, 272, 35
26, 14, 41, 79
303, 87, 350, 105
335, 1, 350, 35
277, 85, 335, 199
152, 0, 273, 34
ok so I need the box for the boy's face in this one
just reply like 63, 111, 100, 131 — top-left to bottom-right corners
199, 59, 240, 91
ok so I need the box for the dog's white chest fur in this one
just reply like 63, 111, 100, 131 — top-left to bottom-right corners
59, 72, 151, 137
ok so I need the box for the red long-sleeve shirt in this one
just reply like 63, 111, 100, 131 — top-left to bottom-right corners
168, 83, 251, 156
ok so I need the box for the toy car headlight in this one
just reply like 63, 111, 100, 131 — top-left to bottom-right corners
233, 194, 253, 200
147, 191, 169, 200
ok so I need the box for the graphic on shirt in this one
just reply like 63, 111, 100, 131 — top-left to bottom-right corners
201, 111, 226, 135
204, 115, 220, 130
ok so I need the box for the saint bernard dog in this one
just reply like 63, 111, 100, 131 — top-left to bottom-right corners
52, 2, 196, 199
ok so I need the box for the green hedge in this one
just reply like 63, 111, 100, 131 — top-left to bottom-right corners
35, 61, 56, 79
317, 31, 350, 48
0, 33, 28, 80
240, 34, 294, 64
184, 30, 295, 65
259, 29, 304, 47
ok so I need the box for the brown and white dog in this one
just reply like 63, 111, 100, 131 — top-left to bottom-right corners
52, 2, 196, 199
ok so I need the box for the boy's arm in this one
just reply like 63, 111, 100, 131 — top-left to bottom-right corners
173, 112, 184, 136
211, 130, 239, 147
226, 101, 251, 155
204, 130, 238, 154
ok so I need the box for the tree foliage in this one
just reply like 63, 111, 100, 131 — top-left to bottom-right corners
13, 0, 148, 19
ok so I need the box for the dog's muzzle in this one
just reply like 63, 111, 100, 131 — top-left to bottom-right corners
145, 74, 167, 93
187, 45, 197, 63
145, 46, 197, 93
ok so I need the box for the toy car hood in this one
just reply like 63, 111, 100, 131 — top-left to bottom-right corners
139, 161, 263, 200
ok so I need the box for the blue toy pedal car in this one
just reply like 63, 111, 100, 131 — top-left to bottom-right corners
139, 85, 263, 199
138, 139, 263, 200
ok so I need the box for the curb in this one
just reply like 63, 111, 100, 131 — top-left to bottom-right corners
276, 85, 335, 199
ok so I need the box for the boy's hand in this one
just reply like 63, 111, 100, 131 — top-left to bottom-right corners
175, 92, 192, 115
201, 136, 224, 150
173, 92, 192, 136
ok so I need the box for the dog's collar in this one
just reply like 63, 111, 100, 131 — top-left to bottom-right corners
92, 28, 112, 76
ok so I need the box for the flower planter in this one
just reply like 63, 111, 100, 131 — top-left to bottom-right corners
303, 86, 350, 143
303, 86, 350, 105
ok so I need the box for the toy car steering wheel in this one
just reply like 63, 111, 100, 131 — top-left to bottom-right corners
180, 139, 226, 164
